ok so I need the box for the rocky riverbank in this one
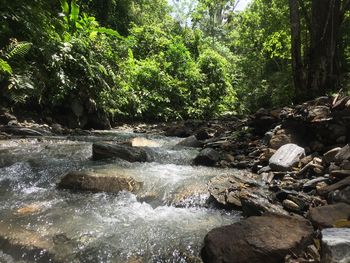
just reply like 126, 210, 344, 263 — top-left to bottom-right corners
164, 95, 350, 263
1, 95, 350, 262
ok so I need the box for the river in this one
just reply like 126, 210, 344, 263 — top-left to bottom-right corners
0, 130, 242, 262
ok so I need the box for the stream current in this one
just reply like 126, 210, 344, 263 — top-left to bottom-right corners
0, 130, 242, 262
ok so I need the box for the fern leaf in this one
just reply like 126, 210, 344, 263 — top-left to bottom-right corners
5, 41, 32, 60
0, 58, 13, 75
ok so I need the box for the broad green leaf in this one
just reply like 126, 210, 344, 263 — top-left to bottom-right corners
70, 0, 80, 24
60, 0, 69, 16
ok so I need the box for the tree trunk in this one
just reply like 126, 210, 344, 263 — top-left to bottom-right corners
289, 0, 306, 101
308, 0, 342, 97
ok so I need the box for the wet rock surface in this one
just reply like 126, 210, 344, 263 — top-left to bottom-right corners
58, 170, 142, 193
92, 142, 149, 162
193, 148, 220, 166
321, 228, 350, 263
308, 203, 350, 228
201, 213, 314, 263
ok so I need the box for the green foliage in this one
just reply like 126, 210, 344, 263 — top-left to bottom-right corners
229, 0, 294, 112
0, 58, 12, 75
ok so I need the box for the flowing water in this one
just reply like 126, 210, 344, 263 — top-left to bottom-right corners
0, 131, 242, 263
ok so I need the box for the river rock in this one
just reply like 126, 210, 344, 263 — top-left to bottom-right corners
0, 222, 57, 262
307, 105, 331, 122
0, 112, 17, 124
130, 137, 160, 147
208, 174, 261, 208
269, 143, 305, 171
324, 148, 342, 163
318, 176, 350, 196
240, 190, 288, 216
335, 144, 350, 163
308, 203, 350, 228
92, 142, 148, 162
328, 186, 350, 204
193, 148, 220, 166
176, 135, 203, 148
171, 182, 209, 207
321, 228, 350, 263
164, 124, 191, 137
330, 170, 350, 179
269, 129, 294, 149
201, 214, 314, 263
0, 126, 45, 136
58, 170, 142, 193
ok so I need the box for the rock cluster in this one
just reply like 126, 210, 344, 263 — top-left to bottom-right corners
170, 95, 350, 263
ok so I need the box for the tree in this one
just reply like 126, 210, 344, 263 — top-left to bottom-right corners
289, 0, 350, 99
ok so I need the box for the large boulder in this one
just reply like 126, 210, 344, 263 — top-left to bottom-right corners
201, 214, 314, 263
321, 228, 350, 263
92, 142, 148, 162
308, 203, 350, 228
194, 148, 220, 166
58, 170, 142, 193
269, 143, 305, 171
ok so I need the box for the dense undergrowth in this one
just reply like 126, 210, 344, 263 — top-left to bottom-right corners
1, 0, 350, 126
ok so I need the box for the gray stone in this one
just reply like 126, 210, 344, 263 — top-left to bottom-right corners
324, 147, 342, 163
303, 177, 328, 191
318, 177, 350, 196
193, 148, 220, 166
321, 228, 350, 263
58, 170, 142, 193
328, 186, 350, 205
269, 143, 305, 171
335, 144, 350, 163
176, 135, 203, 148
331, 170, 350, 179
208, 174, 261, 208
201, 214, 314, 263
92, 142, 148, 162
0, 126, 45, 136
240, 190, 288, 216
269, 129, 294, 150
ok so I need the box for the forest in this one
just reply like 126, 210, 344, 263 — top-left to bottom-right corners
1, 1, 350, 263
1, 0, 349, 127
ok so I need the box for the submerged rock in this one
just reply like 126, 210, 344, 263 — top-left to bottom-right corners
201, 214, 314, 263
58, 170, 142, 193
0, 222, 59, 262
308, 203, 350, 228
269, 143, 305, 171
193, 148, 220, 166
321, 228, 350, 263
92, 142, 148, 162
